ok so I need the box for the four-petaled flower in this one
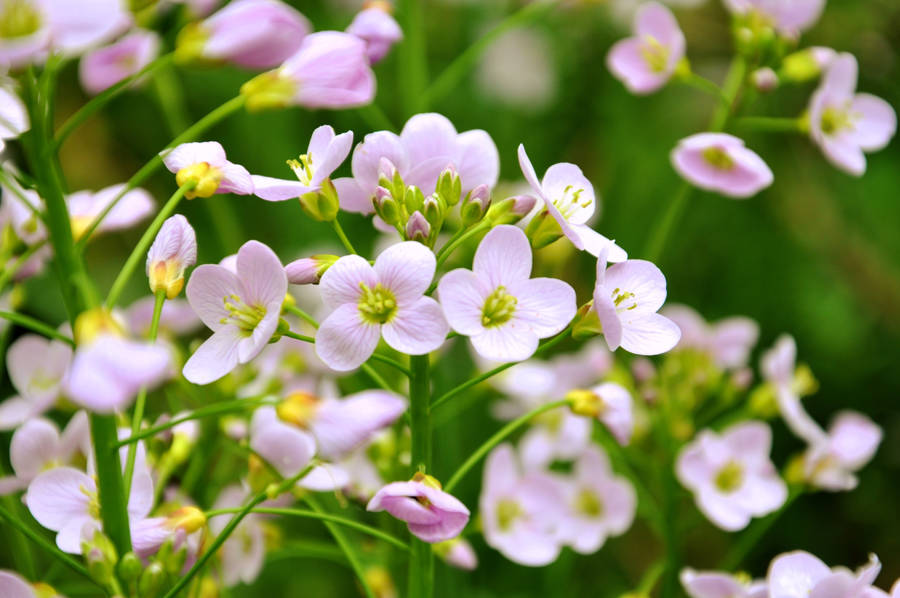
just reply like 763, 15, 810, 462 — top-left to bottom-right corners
671, 133, 773, 198
162, 141, 254, 199
607, 2, 686, 95
367, 473, 470, 543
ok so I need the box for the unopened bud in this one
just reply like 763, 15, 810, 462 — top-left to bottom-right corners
486, 194, 537, 225
460, 184, 491, 226
436, 165, 462, 206
405, 211, 431, 242
285, 254, 338, 284
571, 302, 602, 340
752, 67, 778, 92
423, 194, 443, 227
374, 186, 400, 226
566, 389, 604, 418
146, 214, 197, 299
523, 208, 563, 250
118, 552, 143, 583
139, 562, 167, 598
782, 47, 834, 83
403, 185, 425, 214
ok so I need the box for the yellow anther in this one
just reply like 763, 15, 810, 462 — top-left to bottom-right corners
176, 162, 223, 199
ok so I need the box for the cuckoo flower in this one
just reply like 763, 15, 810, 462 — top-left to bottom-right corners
285, 254, 338, 285
1, 179, 45, 244
803, 411, 882, 491
0, 413, 88, 495
593, 249, 681, 355
347, 5, 403, 63
334, 113, 499, 214
79, 29, 160, 95
25, 462, 153, 553
67, 184, 154, 240
607, 2, 685, 95
183, 240, 287, 384
435, 538, 478, 571
240, 31, 375, 111
162, 141, 253, 199
761, 335, 827, 446
681, 569, 768, 598
518, 145, 627, 260
146, 214, 197, 299
556, 447, 636, 554
768, 551, 881, 598
808, 53, 896, 176
175, 0, 310, 69
315, 241, 447, 371
439, 225, 576, 362
663, 304, 759, 369
250, 406, 315, 479
252, 125, 353, 201
723, 0, 825, 37
480, 444, 567, 566
676, 421, 787, 531
131, 506, 206, 561
568, 382, 635, 446
0, 571, 60, 598
367, 473, 470, 543
0, 334, 72, 429
672, 133, 773, 198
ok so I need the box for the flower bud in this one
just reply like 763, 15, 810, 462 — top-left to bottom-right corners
433, 538, 478, 571
146, 214, 197, 299
566, 388, 603, 418
346, 4, 403, 64
782, 47, 834, 82
460, 184, 491, 226
403, 184, 425, 214
571, 302, 601, 340
752, 67, 778, 92
139, 562, 167, 598
175, 162, 222, 199
423, 194, 443, 227
405, 211, 431, 243
118, 552, 143, 584
374, 186, 401, 226
524, 208, 563, 250
298, 178, 340, 222
435, 165, 462, 206
285, 254, 338, 284
486, 194, 537, 225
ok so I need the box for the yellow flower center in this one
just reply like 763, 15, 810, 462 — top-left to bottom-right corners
220, 294, 266, 332
575, 487, 604, 517
481, 286, 517, 328
820, 105, 855, 136
358, 282, 397, 324
552, 184, 591, 220
640, 35, 670, 73
176, 162, 223, 199
276, 391, 320, 428
714, 461, 744, 493
0, 0, 42, 39
702, 147, 735, 171
288, 154, 316, 187
496, 498, 521, 531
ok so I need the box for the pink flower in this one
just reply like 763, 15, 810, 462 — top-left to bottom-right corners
607, 2, 685, 95
334, 113, 499, 214
556, 447, 636, 554
241, 31, 375, 111
346, 6, 403, 63
662, 304, 759, 369
676, 421, 787, 531
0, 335, 72, 429
0, 570, 46, 598
183, 240, 288, 384
593, 249, 681, 355
671, 133, 773, 198
435, 538, 478, 571
162, 141, 253, 199
681, 569, 768, 598
768, 552, 881, 598
315, 241, 447, 371
479, 444, 568, 566
367, 474, 470, 543
66, 334, 171, 412
569, 382, 635, 446
146, 214, 197, 299
803, 411, 882, 491
67, 184, 155, 240
78, 29, 160, 95
0, 413, 88, 495
1, 178, 45, 245
518, 144, 627, 260
761, 335, 827, 446
176, 0, 310, 69
252, 125, 353, 201
808, 53, 896, 176
438, 225, 576, 362
723, 0, 825, 37
250, 406, 316, 478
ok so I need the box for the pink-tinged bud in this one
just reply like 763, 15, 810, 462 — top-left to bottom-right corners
434, 538, 478, 571
284, 254, 338, 285
240, 31, 375, 111
405, 211, 431, 242
79, 30, 160, 95
752, 67, 778, 93
346, 6, 403, 64
146, 215, 197, 299
175, 0, 311, 69
510, 194, 537, 216
460, 183, 491, 226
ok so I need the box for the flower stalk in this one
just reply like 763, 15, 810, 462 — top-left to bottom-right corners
407, 353, 433, 598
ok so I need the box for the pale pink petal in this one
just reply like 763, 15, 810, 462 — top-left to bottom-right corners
768, 551, 832, 598
607, 37, 668, 95
333, 177, 375, 214
849, 94, 896, 152
351, 131, 409, 193
310, 128, 354, 185
697, 488, 751, 531
517, 145, 546, 200
635, 2, 684, 51
186, 263, 240, 331
217, 161, 254, 195
250, 408, 316, 478
319, 255, 377, 311
315, 303, 381, 371
438, 269, 491, 335
619, 312, 681, 355
471, 324, 539, 363
473, 225, 532, 286
0, 397, 36, 431
507, 277, 576, 337
400, 113, 458, 172
541, 162, 596, 224
251, 175, 315, 202
311, 390, 406, 459
382, 297, 448, 355
569, 225, 628, 261
25, 467, 93, 530
10, 419, 61, 479
0, 571, 35, 598
182, 326, 243, 384
455, 129, 500, 191
374, 241, 436, 303
828, 411, 882, 470
162, 141, 226, 172
681, 570, 747, 598
236, 240, 288, 307
602, 260, 667, 314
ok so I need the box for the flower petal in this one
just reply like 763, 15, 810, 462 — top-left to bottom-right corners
319, 254, 377, 311
619, 312, 681, 355
437, 269, 491, 336
470, 324, 539, 362
25, 467, 94, 531
186, 263, 241, 331
236, 240, 288, 307
374, 241, 436, 303
315, 303, 381, 371
473, 225, 532, 287
507, 277, 576, 338
183, 326, 244, 384
251, 175, 315, 201
382, 297, 448, 355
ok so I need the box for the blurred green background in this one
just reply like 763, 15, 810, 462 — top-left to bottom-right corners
4, 0, 900, 595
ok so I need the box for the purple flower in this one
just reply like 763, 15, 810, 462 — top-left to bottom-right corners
808, 53, 896, 176
241, 31, 375, 111
176, 0, 310, 69
78, 29, 160, 95
334, 113, 499, 214
761, 335, 828, 446
569, 382, 635, 446
768, 551, 881, 598
252, 125, 354, 201
315, 241, 447, 371
438, 225, 576, 362
518, 144, 627, 260
346, 6, 403, 63
0, 570, 44, 598
0, 335, 72, 429
479, 444, 568, 566
663, 304, 759, 369
556, 447, 636, 554
681, 569, 768, 598
0, 413, 88, 495
724, 0, 825, 37
162, 141, 253, 199
607, 2, 685, 95
671, 133, 773, 198
435, 538, 478, 571
803, 411, 882, 491
183, 240, 288, 384
593, 249, 681, 355
367, 474, 470, 543
250, 406, 316, 478
676, 421, 787, 531
146, 214, 197, 299
67, 184, 155, 240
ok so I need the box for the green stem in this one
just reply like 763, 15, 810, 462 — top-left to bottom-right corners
643, 182, 692, 263
735, 116, 806, 133
445, 399, 569, 492
0, 310, 74, 345
435, 221, 490, 269
104, 182, 194, 308
205, 506, 409, 551
90, 414, 133, 555
304, 496, 377, 598
397, 0, 429, 115
431, 325, 572, 410
75, 95, 247, 250
719, 487, 802, 570
54, 52, 175, 148
710, 55, 747, 132
0, 240, 48, 291
424, 0, 557, 106
595, 426, 663, 534
123, 289, 166, 497
679, 72, 729, 105
161, 463, 316, 598
0, 168, 43, 218
361, 363, 394, 392
268, 541, 348, 566
0, 485, 35, 580
331, 218, 357, 254
284, 304, 319, 329
114, 396, 274, 448
407, 353, 433, 598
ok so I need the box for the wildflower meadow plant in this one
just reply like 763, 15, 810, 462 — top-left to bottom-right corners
0, 1, 895, 598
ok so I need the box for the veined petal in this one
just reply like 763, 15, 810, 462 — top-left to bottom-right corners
315, 303, 381, 371
236, 240, 288, 307
183, 326, 244, 384
251, 175, 316, 202
382, 296, 448, 355
333, 177, 375, 214
602, 260, 668, 314
507, 277, 576, 337
437, 269, 491, 336
319, 255, 377, 311
570, 225, 628, 262
455, 129, 500, 191
186, 263, 241, 331
25, 467, 93, 531
162, 141, 227, 172
374, 241, 436, 303
541, 163, 596, 224
619, 312, 681, 355
516, 144, 547, 201
400, 113, 458, 170
473, 225, 532, 287
471, 324, 539, 362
